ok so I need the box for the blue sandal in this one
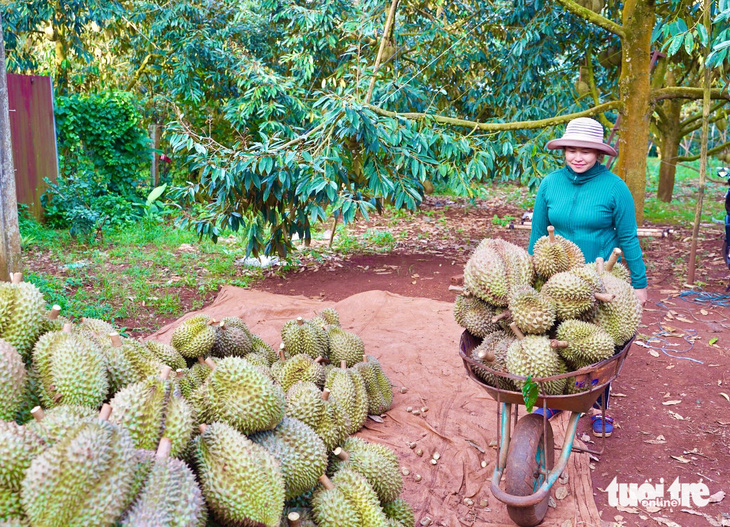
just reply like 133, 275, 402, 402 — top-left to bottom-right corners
591, 414, 614, 437
534, 408, 562, 419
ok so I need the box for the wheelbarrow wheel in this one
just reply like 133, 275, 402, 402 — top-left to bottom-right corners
504, 413, 555, 527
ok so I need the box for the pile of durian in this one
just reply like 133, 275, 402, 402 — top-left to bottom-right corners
455, 228, 642, 395
0, 272, 413, 527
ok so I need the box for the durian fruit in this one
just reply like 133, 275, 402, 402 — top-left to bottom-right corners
0, 339, 26, 421
21, 405, 137, 527
592, 261, 642, 346
541, 269, 614, 321
176, 360, 214, 398
285, 382, 349, 451
554, 319, 615, 368
0, 274, 46, 360
32, 327, 109, 409
470, 330, 517, 391
353, 355, 393, 415
464, 238, 534, 307
202, 357, 285, 434
211, 317, 253, 358
531, 226, 584, 279
597, 248, 631, 283
318, 307, 340, 327
453, 293, 501, 337
120, 437, 207, 527
171, 314, 216, 358
27, 404, 97, 445
312, 470, 389, 527
0, 421, 46, 522
104, 332, 162, 394
146, 340, 187, 370
282, 317, 328, 360
508, 285, 556, 334
194, 422, 285, 527
329, 437, 403, 503
251, 417, 328, 500
327, 326, 365, 367
324, 363, 369, 434
274, 353, 327, 392
283, 509, 318, 527
251, 334, 279, 365
382, 498, 415, 527
505, 324, 567, 395
40, 304, 69, 333
109, 367, 193, 457
76, 317, 116, 347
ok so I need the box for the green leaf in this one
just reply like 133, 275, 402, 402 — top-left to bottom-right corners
709, 337, 718, 346
146, 184, 168, 206
522, 375, 539, 412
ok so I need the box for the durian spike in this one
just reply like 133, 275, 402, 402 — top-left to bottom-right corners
491, 310, 512, 324
204, 357, 217, 370
109, 332, 123, 348
606, 248, 622, 272
160, 365, 172, 380
340, 360, 347, 369
322, 388, 331, 401
595, 292, 615, 302
198, 424, 208, 434
476, 347, 496, 362
333, 447, 350, 461
314, 356, 324, 364
318, 474, 336, 490
62, 323, 73, 333
547, 225, 556, 243
595, 257, 606, 274
11, 272, 22, 284
31, 406, 45, 421
297, 317, 304, 326
49, 305, 62, 320
550, 340, 570, 349
288, 512, 302, 527
98, 403, 113, 421
279, 343, 287, 361
509, 322, 525, 341
156, 437, 172, 459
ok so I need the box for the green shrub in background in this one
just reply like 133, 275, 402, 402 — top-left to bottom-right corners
42, 91, 150, 235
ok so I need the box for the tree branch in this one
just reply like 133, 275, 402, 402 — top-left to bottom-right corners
585, 50, 614, 129
678, 139, 730, 162
680, 100, 728, 132
552, 0, 625, 38
364, 100, 622, 131
651, 87, 730, 102
365, 0, 399, 104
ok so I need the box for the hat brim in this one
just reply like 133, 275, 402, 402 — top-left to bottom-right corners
546, 138, 617, 157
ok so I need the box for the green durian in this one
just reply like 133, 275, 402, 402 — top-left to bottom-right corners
541, 269, 608, 321
555, 319, 615, 367
453, 293, 502, 337
329, 437, 403, 503
146, 340, 187, 370
382, 498, 415, 527
312, 469, 389, 527
251, 334, 278, 365
531, 227, 584, 279
470, 330, 517, 391
75, 317, 116, 347
171, 315, 216, 358
464, 238, 534, 307
103, 333, 162, 394
0, 421, 46, 496
0, 339, 26, 421
274, 354, 326, 392
505, 333, 567, 395
592, 272, 642, 346
324, 365, 369, 434
328, 326, 365, 367
27, 404, 97, 445
0, 279, 45, 360
508, 285, 556, 334
285, 382, 349, 451
353, 355, 393, 415
282, 317, 327, 360
211, 317, 253, 358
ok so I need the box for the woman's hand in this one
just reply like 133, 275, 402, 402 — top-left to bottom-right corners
634, 287, 648, 307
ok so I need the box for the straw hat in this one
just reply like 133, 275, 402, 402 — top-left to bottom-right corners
546, 117, 617, 157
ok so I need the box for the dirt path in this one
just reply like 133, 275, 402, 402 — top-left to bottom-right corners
254, 196, 730, 527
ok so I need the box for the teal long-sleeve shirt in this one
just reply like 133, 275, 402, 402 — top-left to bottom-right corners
527, 162, 647, 289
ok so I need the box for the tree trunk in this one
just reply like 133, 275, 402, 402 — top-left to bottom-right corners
614, 0, 655, 224
656, 99, 682, 202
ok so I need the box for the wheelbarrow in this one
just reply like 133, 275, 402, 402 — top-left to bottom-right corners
459, 331, 634, 527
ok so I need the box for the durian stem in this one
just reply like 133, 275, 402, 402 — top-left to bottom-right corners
279, 343, 287, 361
594, 292, 615, 302
491, 310, 512, 324
314, 355, 324, 364
288, 512, 302, 527
318, 474, 336, 490
109, 332, 123, 347
550, 340, 570, 349
31, 406, 45, 421
606, 248, 622, 271
204, 357, 217, 370
10, 272, 22, 284
175, 369, 187, 378
98, 403, 113, 421
476, 348, 496, 362
156, 437, 172, 459
198, 424, 208, 434
322, 388, 331, 401
297, 317, 304, 326
340, 360, 347, 369
548, 225, 556, 243
197, 356, 206, 365
219, 321, 227, 330
160, 365, 172, 380
62, 323, 73, 333
595, 257, 605, 274
508, 322, 525, 340
49, 305, 61, 320
207, 319, 218, 326
333, 447, 350, 461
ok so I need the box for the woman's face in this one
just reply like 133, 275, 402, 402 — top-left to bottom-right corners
564, 147, 600, 173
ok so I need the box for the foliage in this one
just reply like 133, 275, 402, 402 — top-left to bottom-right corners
43, 91, 150, 235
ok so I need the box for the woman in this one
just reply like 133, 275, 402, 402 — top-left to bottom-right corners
528, 117, 647, 437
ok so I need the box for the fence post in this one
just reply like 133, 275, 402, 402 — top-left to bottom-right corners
0, 16, 20, 282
